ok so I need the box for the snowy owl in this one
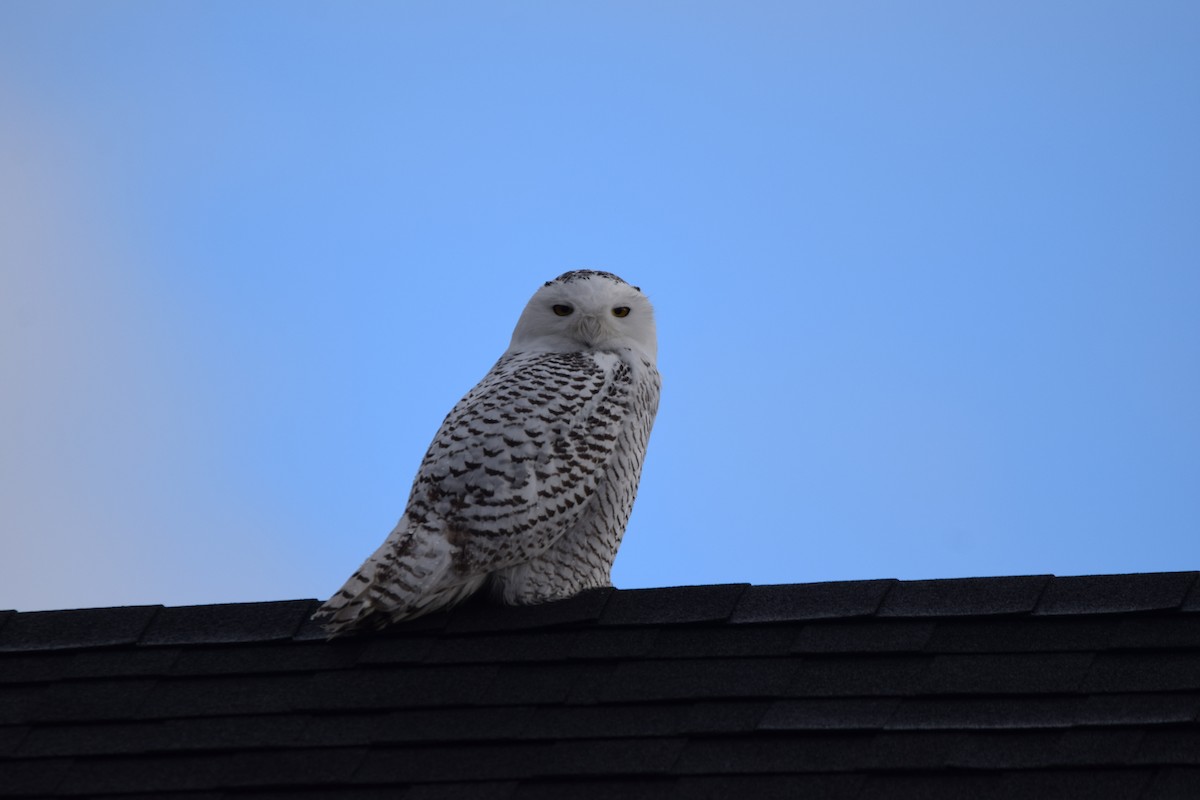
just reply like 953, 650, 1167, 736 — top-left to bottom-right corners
314, 270, 660, 634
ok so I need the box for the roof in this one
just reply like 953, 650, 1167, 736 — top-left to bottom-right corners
1, 572, 1199, 799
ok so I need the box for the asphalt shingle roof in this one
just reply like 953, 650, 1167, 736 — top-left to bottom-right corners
1, 572, 1199, 798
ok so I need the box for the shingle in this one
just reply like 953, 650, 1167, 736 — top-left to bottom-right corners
291, 712, 372, 747
855, 772, 1010, 800
0, 725, 29, 756
685, 700, 771, 734
1056, 729, 1147, 767
537, 737, 687, 777
562, 662, 618, 705
1075, 693, 1200, 727
0, 606, 159, 652
600, 585, 747, 626
647, 626, 798, 658
858, 770, 1155, 800
1110, 615, 1200, 649
524, 703, 692, 739
512, 778, 674, 800
1035, 573, 1199, 615
0, 652, 74, 683
139, 664, 491, 719
370, 706, 535, 743
34, 678, 158, 722
17, 720, 167, 757
353, 742, 545, 783
55, 752, 237, 794
598, 658, 797, 703
0, 684, 44, 724
674, 732, 959, 773
567, 627, 659, 660
18, 714, 309, 756
731, 580, 894, 623
406, 783, 518, 800
168, 714, 309, 751
250, 789, 439, 800
864, 731, 979, 770
877, 576, 1050, 617
64, 648, 182, 679
886, 697, 1080, 730
1084, 653, 1200, 693
139, 600, 317, 645
998, 768, 1155, 800
1135, 729, 1200, 765
758, 698, 900, 730
1145, 768, 1200, 800
1184, 579, 1200, 612
55, 747, 367, 795
521, 700, 766, 740
0, 758, 70, 796
787, 655, 931, 697
251, 750, 381, 791
354, 635, 436, 665
671, 734, 867, 774
305, 664, 500, 710
138, 673, 314, 718
792, 620, 934, 653
924, 653, 1093, 694
1051, 728, 1146, 766
447, 588, 613, 633
422, 630, 579, 664
925, 616, 1116, 653
171, 641, 364, 675
486, 663, 613, 705
674, 773, 866, 800
947, 729, 1144, 769
83, 793, 226, 800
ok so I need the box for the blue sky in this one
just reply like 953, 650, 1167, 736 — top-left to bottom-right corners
1, 2, 1197, 612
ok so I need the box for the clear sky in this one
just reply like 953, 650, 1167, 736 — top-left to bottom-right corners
1, 2, 1197, 612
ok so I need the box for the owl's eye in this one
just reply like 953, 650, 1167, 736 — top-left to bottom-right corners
552, 304, 574, 316
612, 306, 631, 318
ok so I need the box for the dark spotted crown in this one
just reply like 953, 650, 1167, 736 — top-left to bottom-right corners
546, 270, 641, 292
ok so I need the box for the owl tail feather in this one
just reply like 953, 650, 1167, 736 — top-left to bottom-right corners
312, 530, 486, 637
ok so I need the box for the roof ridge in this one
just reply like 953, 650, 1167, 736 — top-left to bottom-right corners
0, 572, 1196, 653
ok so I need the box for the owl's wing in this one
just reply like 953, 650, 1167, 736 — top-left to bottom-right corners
315, 350, 639, 632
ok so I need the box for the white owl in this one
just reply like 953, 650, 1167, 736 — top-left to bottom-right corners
315, 270, 660, 634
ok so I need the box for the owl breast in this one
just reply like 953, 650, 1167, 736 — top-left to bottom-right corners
485, 352, 661, 603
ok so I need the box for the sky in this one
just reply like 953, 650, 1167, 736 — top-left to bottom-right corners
1, 2, 1197, 612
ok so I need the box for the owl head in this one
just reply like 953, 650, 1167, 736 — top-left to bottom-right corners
508, 270, 657, 360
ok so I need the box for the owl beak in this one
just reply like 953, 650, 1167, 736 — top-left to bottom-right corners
578, 314, 603, 346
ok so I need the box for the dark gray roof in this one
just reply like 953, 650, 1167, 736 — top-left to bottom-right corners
2, 572, 1199, 799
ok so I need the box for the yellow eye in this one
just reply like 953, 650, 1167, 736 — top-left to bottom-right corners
552, 304, 573, 316
612, 306, 630, 318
